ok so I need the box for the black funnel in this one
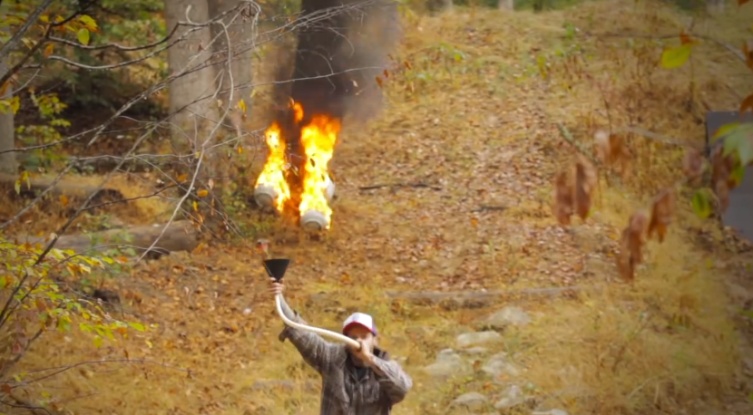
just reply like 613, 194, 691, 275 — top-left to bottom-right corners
263, 258, 290, 282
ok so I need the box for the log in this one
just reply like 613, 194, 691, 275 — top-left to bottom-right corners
0, 172, 124, 206
18, 220, 199, 258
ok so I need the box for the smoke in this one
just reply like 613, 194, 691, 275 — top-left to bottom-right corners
278, 0, 402, 124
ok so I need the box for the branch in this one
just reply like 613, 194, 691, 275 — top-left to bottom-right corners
0, 0, 55, 63
358, 181, 442, 191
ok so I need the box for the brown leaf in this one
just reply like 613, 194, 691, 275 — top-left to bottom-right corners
617, 210, 649, 281
648, 189, 675, 243
682, 148, 704, 183
740, 93, 753, 115
553, 169, 573, 225
715, 179, 730, 212
593, 130, 630, 177
574, 156, 597, 220
743, 40, 753, 71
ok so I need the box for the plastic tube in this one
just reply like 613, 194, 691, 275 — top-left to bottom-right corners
275, 294, 361, 349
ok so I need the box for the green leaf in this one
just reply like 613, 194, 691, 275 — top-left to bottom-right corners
660, 44, 693, 69
722, 123, 753, 165
77, 28, 90, 45
128, 321, 146, 331
730, 162, 746, 186
691, 188, 714, 219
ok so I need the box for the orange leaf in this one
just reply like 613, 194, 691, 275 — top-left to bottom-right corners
648, 189, 675, 243
470, 216, 479, 228
375, 76, 383, 88
59, 194, 69, 207
43, 43, 54, 58
740, 0, 750, 5
740, 93, 753, 115
679, 31, 692, 45
617, 210, 649, 282
197, 189, 209, 198
552, 169, 574, 226
176, 173, 188, 183
743, 41, 753, 71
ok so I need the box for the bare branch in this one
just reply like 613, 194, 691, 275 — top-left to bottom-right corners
0, 0, 55, 63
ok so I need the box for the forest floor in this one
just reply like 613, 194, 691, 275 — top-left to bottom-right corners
10, 1, 753, 414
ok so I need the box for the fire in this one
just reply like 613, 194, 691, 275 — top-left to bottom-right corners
299, 114, 340, 228
254, 122, 291, 212
254, 100, 339, 230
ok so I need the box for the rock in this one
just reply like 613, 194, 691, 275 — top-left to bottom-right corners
450, 392, 489, 411
482, 352, 521, 378
494, 384, 525, 409
423, 349, 472, 378
483, 306, 531, 330
456, 330, 503, 348
462, 346, 489, 355
532, 410, 568, 415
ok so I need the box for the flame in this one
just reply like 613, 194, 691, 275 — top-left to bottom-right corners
254, 122, 291, 211
255, 100, 339, 229
299, 113, 339, 228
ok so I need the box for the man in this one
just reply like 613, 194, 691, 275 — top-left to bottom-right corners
269, 278, 412, 414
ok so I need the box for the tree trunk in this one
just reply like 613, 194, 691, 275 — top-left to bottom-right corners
498, 0, 514, 11
207, 0, 255, 187
0, 57, 16, 175
164, 0, 219, 156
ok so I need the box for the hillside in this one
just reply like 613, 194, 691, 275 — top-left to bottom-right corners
13, 1, 753, 414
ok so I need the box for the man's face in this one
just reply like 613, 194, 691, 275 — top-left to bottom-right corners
344, 325, 375, 352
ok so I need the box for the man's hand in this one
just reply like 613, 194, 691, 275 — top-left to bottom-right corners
268, 277, 284, 297
349, 338, 376, 366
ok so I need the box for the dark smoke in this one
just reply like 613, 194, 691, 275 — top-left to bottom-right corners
291, 0, 401, 120
272, 0, 401, 212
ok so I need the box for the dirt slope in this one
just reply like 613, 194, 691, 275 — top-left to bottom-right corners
16, 1, 753, 415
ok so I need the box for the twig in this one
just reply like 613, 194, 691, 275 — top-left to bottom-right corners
358, 182, 442, 191
555, 123, 600, 165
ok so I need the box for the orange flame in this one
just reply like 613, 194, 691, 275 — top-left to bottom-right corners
255, 100, 339, 229
299, 114, 339, 228
254, 122, 291, 212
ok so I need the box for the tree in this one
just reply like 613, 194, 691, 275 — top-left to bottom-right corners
164, 0, 220, 155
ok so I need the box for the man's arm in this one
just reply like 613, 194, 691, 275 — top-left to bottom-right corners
368, 356, 413, 405
276, 295, 337, 373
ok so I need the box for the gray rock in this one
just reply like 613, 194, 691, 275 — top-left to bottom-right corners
462, 346, 489, 355
482, 352, 522, 378
423, 349, 472, 378
456, 330, 503, 348
532, 410, 568, 415
494, 384, 525, 409
483, 306, 531, 330
450, 392, 489, 411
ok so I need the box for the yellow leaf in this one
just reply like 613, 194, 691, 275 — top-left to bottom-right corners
236, 98, 247, 113
192, 201, 198, 211
77, 15, 98, 32
197, 189, 209, 198
59, 194, 69, 207
236, 145, 243, 154
43, 43, 54, 58
660, 44, 693, 69
76, 28, 90, 45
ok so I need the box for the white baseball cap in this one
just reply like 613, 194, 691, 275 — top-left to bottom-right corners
342, 312, 378, 336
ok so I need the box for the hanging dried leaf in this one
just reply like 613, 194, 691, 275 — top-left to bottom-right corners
553, 169, 574, 226
682, 148, 704, 183
714, 178, 730, 212
574, 156, 597, 220
593, 130, 630, 177
617, 210, 649, 281
648, 189, 675, 243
